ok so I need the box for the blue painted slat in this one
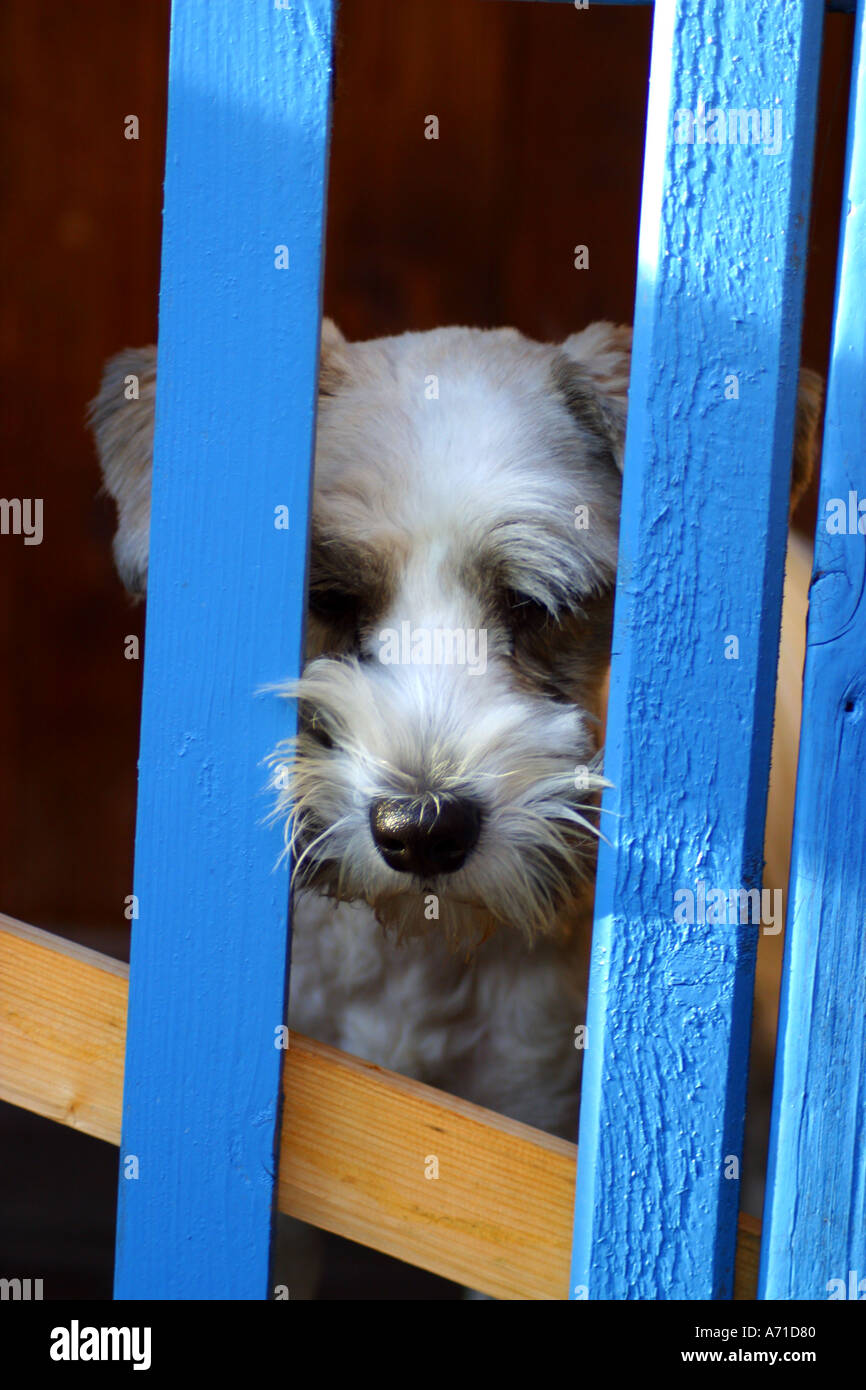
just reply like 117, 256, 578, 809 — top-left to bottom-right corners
759, 0, 866, 1304
570, 0, 823, 1300
114, 0, 335, 1299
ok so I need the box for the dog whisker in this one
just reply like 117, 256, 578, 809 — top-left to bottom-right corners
290, 813, 355, 887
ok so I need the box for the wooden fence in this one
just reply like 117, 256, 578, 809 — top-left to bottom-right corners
1, 0, 863, 1300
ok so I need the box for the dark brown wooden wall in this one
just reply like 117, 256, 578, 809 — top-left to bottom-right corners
0, 1, 853, 950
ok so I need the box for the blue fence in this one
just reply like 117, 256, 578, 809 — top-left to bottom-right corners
115, 0, 866, 1300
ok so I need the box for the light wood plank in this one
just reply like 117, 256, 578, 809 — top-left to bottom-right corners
279, 1032, 576, 1300
0, 914, 126, 1144
0, 914, 760, 1298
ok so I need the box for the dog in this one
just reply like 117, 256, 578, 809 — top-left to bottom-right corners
90, 320, 821, 1296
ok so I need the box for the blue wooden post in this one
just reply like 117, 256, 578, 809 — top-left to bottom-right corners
114, 0, 335, 1299
760, 0, 866, 1303
570, 0, 823, 1299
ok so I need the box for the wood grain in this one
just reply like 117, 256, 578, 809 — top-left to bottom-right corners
0, 913, 761, 1299
0, 914, 126, 1144
279, 1032, 577, 1300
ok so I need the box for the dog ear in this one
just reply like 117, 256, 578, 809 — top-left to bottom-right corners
88, 345, 157, 597
553, 323, 632, 475
554, 321, 823, 515
318, 316, 349, 397
89, 319, 348, 595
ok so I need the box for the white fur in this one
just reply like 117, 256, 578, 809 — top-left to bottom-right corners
288, 891, 586, 1133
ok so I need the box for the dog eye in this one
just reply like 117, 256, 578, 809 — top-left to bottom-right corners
308, 586, 360, 622
504, 588, 557, 625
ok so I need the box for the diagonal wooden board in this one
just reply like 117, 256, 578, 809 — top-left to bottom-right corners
0, 912, 759, 1300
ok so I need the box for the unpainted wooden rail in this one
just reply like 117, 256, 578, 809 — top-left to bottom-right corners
0, 912, 761, 1300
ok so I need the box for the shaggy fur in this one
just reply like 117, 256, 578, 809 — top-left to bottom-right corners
90, 320, 821, 1296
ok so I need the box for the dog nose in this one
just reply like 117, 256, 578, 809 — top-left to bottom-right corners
369, 796, 482, 877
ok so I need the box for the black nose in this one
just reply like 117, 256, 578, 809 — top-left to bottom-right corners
369, 796, 482, 878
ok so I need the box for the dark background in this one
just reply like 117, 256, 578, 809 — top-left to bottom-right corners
0, 0, 854, 1298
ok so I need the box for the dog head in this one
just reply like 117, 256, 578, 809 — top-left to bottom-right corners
90, 320, 821, 946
